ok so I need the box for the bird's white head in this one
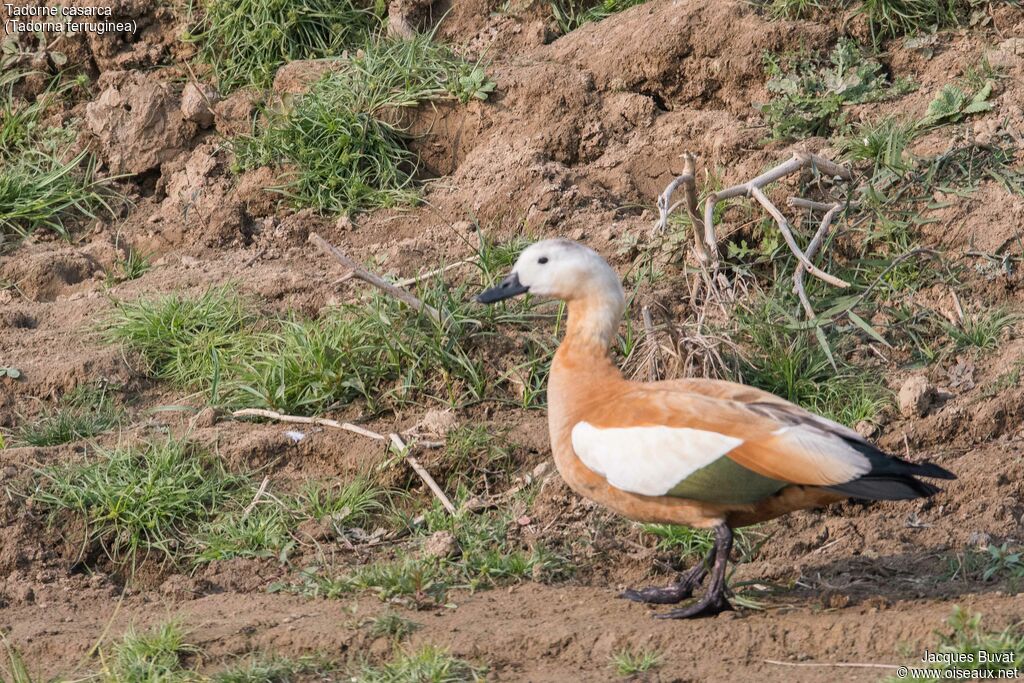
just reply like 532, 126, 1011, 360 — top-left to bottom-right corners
476, 239, 625, 315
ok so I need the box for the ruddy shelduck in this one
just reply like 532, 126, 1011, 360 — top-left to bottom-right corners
477, 239, 955, 619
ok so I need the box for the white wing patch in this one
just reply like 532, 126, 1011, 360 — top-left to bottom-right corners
571, 422, 743, 496
772, 426, 871, 483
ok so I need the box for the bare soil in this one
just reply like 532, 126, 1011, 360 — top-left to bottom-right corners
2, 1, 1024, 680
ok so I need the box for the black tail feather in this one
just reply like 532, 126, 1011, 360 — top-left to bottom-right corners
826, 437, 955, 501
826, 476, 941, 501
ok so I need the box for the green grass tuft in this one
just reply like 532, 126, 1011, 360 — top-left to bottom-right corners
355, 645, 484, 683
733, 303, 889, 426
754, 0, 823, 19
859, 0, 966, 44
438, 425, 516, 493
275, 506, 571, 605
611, 647, 662, 677
0, 151, 116, 242
886, 608, 1023, 681
0, 71, 119, 244
12, 382, 122, 447
232, 33, 494, 215
104, 286, 256, 393
760, 38, 910, 140
947, 309, 1018, 352
195, 502, 294, 563
107, 246, 152, 285
838, 116, 919, 175
212, 654, 336, 682
641, 524, 765, 563
550, 0, 649, 34
106, 268, 552, 416
104, 621, 199, 683
367, 612, 419, 640
300, 477, 387, 526
188, 0, 384, 91
30, 437, 246, 566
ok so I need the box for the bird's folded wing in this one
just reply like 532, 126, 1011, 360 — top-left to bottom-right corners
572, 388, 871, 496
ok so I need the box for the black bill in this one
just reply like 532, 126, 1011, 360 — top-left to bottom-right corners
476, 272, 529, 304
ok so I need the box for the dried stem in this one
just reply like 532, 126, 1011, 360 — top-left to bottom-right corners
390, 433, 456, 515
231, 407, 456, 515
763, 659, 899, 670
394, 258, 477, 288
641, 304, 660, 382
654, 153, 709, 261
309, 232, 444, 324
655, 151, 852, 315
789, 200, 842, 318
232, 408, 386, 440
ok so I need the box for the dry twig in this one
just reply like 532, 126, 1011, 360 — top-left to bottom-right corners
654, 151, 852, 317
309, 232, 444, 324
232, 408, 386, 440
787, 198, 842, 318
394, 258, 478, 288
389, 433, 456, 515
241, 476, 270, 519
763, 659, 899, 670
231, 407, 456, 515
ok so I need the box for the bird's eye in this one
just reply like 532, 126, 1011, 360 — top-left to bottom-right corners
538, 257, 549, 265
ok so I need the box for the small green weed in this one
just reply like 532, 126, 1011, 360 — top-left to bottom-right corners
550, 0, 649, 34
885, 608, 1023, 681
367, 612, 419, 640
918, 81, 993, 128
107, 247, 152, 285
611, 647, 662, 677
30, 437, 246, 566
232, 33, 494, 215
962, 55, 1006, 92
982, 357, 1024, 399
212, 654, 336, 682
188, 0, 383, 91
859, 0, 966, 44
979, 543, 1024, 582
12, 383, 121, 447
103, 621, 199, 683
947, 309, 1017, 351
760, 39, 909, 140
954, 543, 1024, 584
355, 645, 484, 683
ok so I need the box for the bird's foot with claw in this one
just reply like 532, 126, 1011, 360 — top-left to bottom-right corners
619, 582, 697, 605
654, 594, 734, 619
619, 567, 706, 605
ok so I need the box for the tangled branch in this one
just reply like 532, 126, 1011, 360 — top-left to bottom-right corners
654, 151, 853, 318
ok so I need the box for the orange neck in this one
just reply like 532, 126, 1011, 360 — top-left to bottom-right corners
552, 297, 624, 384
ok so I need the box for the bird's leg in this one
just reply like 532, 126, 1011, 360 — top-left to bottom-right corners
656, 523, 735, 619
619, 541, 713, 605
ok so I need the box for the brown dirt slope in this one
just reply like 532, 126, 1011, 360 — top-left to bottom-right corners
1, 0, 1023, 681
